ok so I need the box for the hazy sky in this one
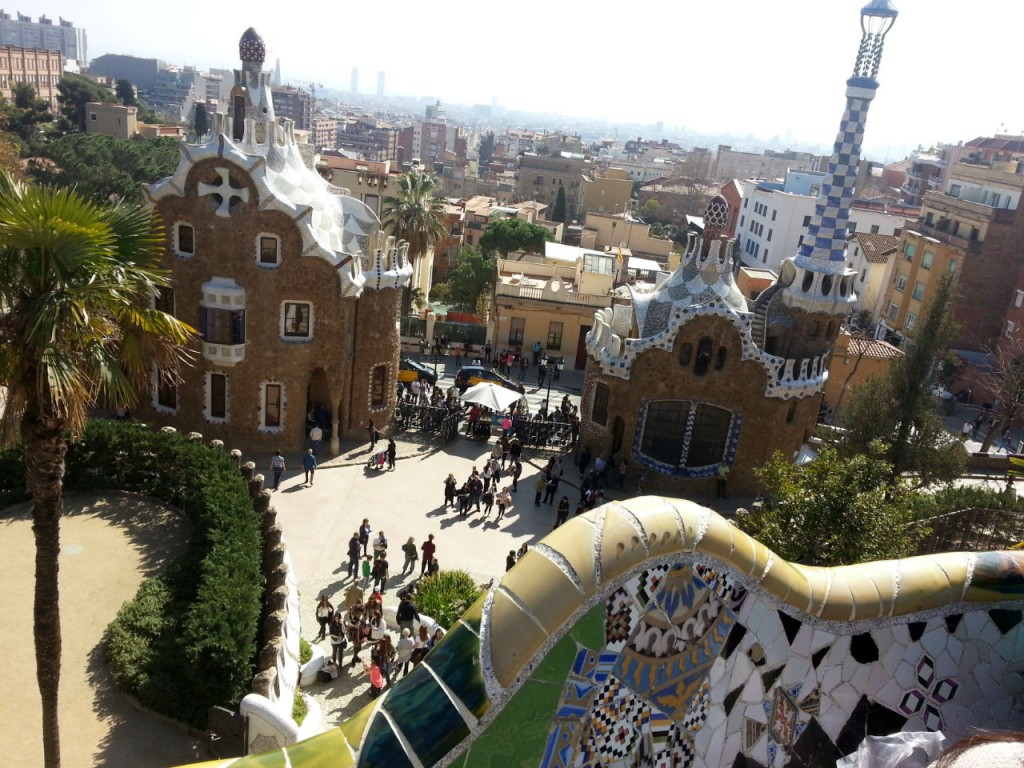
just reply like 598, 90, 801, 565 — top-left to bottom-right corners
15, 0, 1022, 159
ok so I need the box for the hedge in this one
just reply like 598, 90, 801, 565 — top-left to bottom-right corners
414, 570, 482, 629
0, 420, 264, 727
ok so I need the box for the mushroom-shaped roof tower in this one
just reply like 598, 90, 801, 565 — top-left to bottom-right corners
239, 27, 265, 64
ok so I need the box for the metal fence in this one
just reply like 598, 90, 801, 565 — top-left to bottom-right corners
395, 401, 463, 444
514, 416, 575, 450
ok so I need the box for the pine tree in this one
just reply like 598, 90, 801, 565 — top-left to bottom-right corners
193, 102, 209, 140
552, 185, 567, 223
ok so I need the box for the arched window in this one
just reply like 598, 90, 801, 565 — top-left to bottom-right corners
715, 346, 727, 370
694, 337, 713, 376
786, 400, 797, 424
371, 365, 387, 408
592, 382, 609, 427
639, 400, 733, 468
679, 342, 693, 367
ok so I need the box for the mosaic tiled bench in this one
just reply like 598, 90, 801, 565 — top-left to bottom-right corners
184, 496, 1024, 768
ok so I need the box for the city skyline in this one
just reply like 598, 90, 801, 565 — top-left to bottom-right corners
7, 0, 1021, 160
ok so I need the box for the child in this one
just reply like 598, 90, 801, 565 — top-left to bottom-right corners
362, 555, 373, 588
365, 659, 385, 699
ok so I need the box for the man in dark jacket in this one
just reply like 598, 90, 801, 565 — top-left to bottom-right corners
347, 532, 361, 579
396, 595, 421, 634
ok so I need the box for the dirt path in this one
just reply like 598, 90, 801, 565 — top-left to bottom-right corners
0, 493, 206, 767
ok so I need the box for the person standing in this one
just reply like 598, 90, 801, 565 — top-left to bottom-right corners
371, 555, 389, 592
511, 460, 523, 492
518, 354, 528, 380
268, 450, 286, 491
315, 594, 335, 642
534, 473, 546, 506
361, 555, 373, 588
359, 518, 372, 556
532, 340, 542, 366
454, 344, 463, 369
396, 593, 421, 634
496, 486, 512, 520
420, 534, 436, 576
373, 530, 388, 560
302, 448, 317, 485
485, 340, 492, 364
368, 419, 379, 450
506, 550, 516, 571
555, 496, 570, 528
578, 445, 592, 476
309, 424, 323, 454
347, 532, 361, 579
401, 537, 418, 575
386, 438, 397, 470
538, 362, 547, 388
396, 628, 415, 677
716, 463, 730, 499
328, 612, 347, 664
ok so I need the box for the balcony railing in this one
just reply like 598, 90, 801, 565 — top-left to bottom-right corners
495, 282, 613, 308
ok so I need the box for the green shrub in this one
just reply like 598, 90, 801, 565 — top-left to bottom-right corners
292, 692, 308, 727
299, 638, 313, 666
53, 419, 265, 727
415, 570, 482, 629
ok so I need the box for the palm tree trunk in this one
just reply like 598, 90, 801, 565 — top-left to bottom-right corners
23, 375, 67, 768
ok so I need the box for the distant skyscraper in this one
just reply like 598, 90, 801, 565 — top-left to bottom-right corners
0, 11, 86, 65
274, 58, 281, 86
377, 70, 385, 97
350, 66, 358, 94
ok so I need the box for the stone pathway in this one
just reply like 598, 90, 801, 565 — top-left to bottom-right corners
0, 493, 206, 767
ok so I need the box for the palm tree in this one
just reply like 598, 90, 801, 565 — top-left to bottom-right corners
0, 172, 195, 768
382, 169, 447, 314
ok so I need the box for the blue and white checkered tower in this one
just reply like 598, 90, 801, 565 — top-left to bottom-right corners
781, 0, 898, 314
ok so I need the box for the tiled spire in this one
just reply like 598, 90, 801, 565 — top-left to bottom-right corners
782, 1, 898, 313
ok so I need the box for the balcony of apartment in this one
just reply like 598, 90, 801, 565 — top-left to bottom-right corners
495, 279, 613, 308
922, 190, 1015, 226
949, 159, 1024, 188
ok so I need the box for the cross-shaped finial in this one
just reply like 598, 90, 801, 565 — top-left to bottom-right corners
198, 167, 249, 218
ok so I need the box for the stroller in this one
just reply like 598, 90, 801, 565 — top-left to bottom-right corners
367, 450, 388, 470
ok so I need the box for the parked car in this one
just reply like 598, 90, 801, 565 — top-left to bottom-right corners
398, 358, 438, 386
454, 365, 526, 395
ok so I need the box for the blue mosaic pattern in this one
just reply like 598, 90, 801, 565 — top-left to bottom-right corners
630, 401, 743, 480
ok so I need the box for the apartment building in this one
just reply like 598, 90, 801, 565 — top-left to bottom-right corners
271, 85, 312, 131
311, 115, 336, 150
712, 144, 826, 183
733, 170, 916, 274
0, 12, 84, 65
336, 116, 399, 162
580, 168, 632, 216
515, 152, 591, 218
880, 155, 1024, 348
0, 44, 62, 109
84, 101, 136, 139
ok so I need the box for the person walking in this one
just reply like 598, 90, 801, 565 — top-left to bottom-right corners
308, 424, 323, 454
268, 450, 286, 491
443, 473, 457, 508
511, 460, 523, 492
518, 354, 528, 381
359, 518, 372, 556
396, 593, 420, 634
361, 556, 373, 588
532, 340, 542, 366
481, 487, 495, 518
538, 362, 547, 388
302, 448, 317, 485
401, 537, 418, 575
420, 534, 436, 576
387, 437, 397, 470
454, 343, 463, 369
496, 486, 512, 521
347, 532, 361, 579
534, 473, 546, 506
314, 594, 335, 641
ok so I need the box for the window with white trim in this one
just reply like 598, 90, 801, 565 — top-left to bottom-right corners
905, 312, 917, 330
888, 303, 900, 322
1007, 321, 1017, 340
895, 274, 907, 292
922, 250, 934, 269
175, 223, 195, 258
153, 366, 178, 412
1014, 290, 1024, 309
206, 371, 228, 422
281, 301, 312, 340
199, 278, 246, 364
257, 234, 281, 266
262, 382, 283, 429
912, 281, 925, 301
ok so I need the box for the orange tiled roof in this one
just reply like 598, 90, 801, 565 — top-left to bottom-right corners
844, 335, 903, 360
849, 232, 901, 264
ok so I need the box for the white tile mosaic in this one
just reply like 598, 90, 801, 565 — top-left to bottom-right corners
921, 627, 948, 657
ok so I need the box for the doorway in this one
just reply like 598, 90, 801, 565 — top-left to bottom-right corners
575, 325, 591, 370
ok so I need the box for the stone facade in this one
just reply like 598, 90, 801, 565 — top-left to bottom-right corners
136, 28, 409, 455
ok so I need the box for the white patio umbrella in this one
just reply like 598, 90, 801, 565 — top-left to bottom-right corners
460, 381, 523, 411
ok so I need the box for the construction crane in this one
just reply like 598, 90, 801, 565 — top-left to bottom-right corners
310, 82, 324, 105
